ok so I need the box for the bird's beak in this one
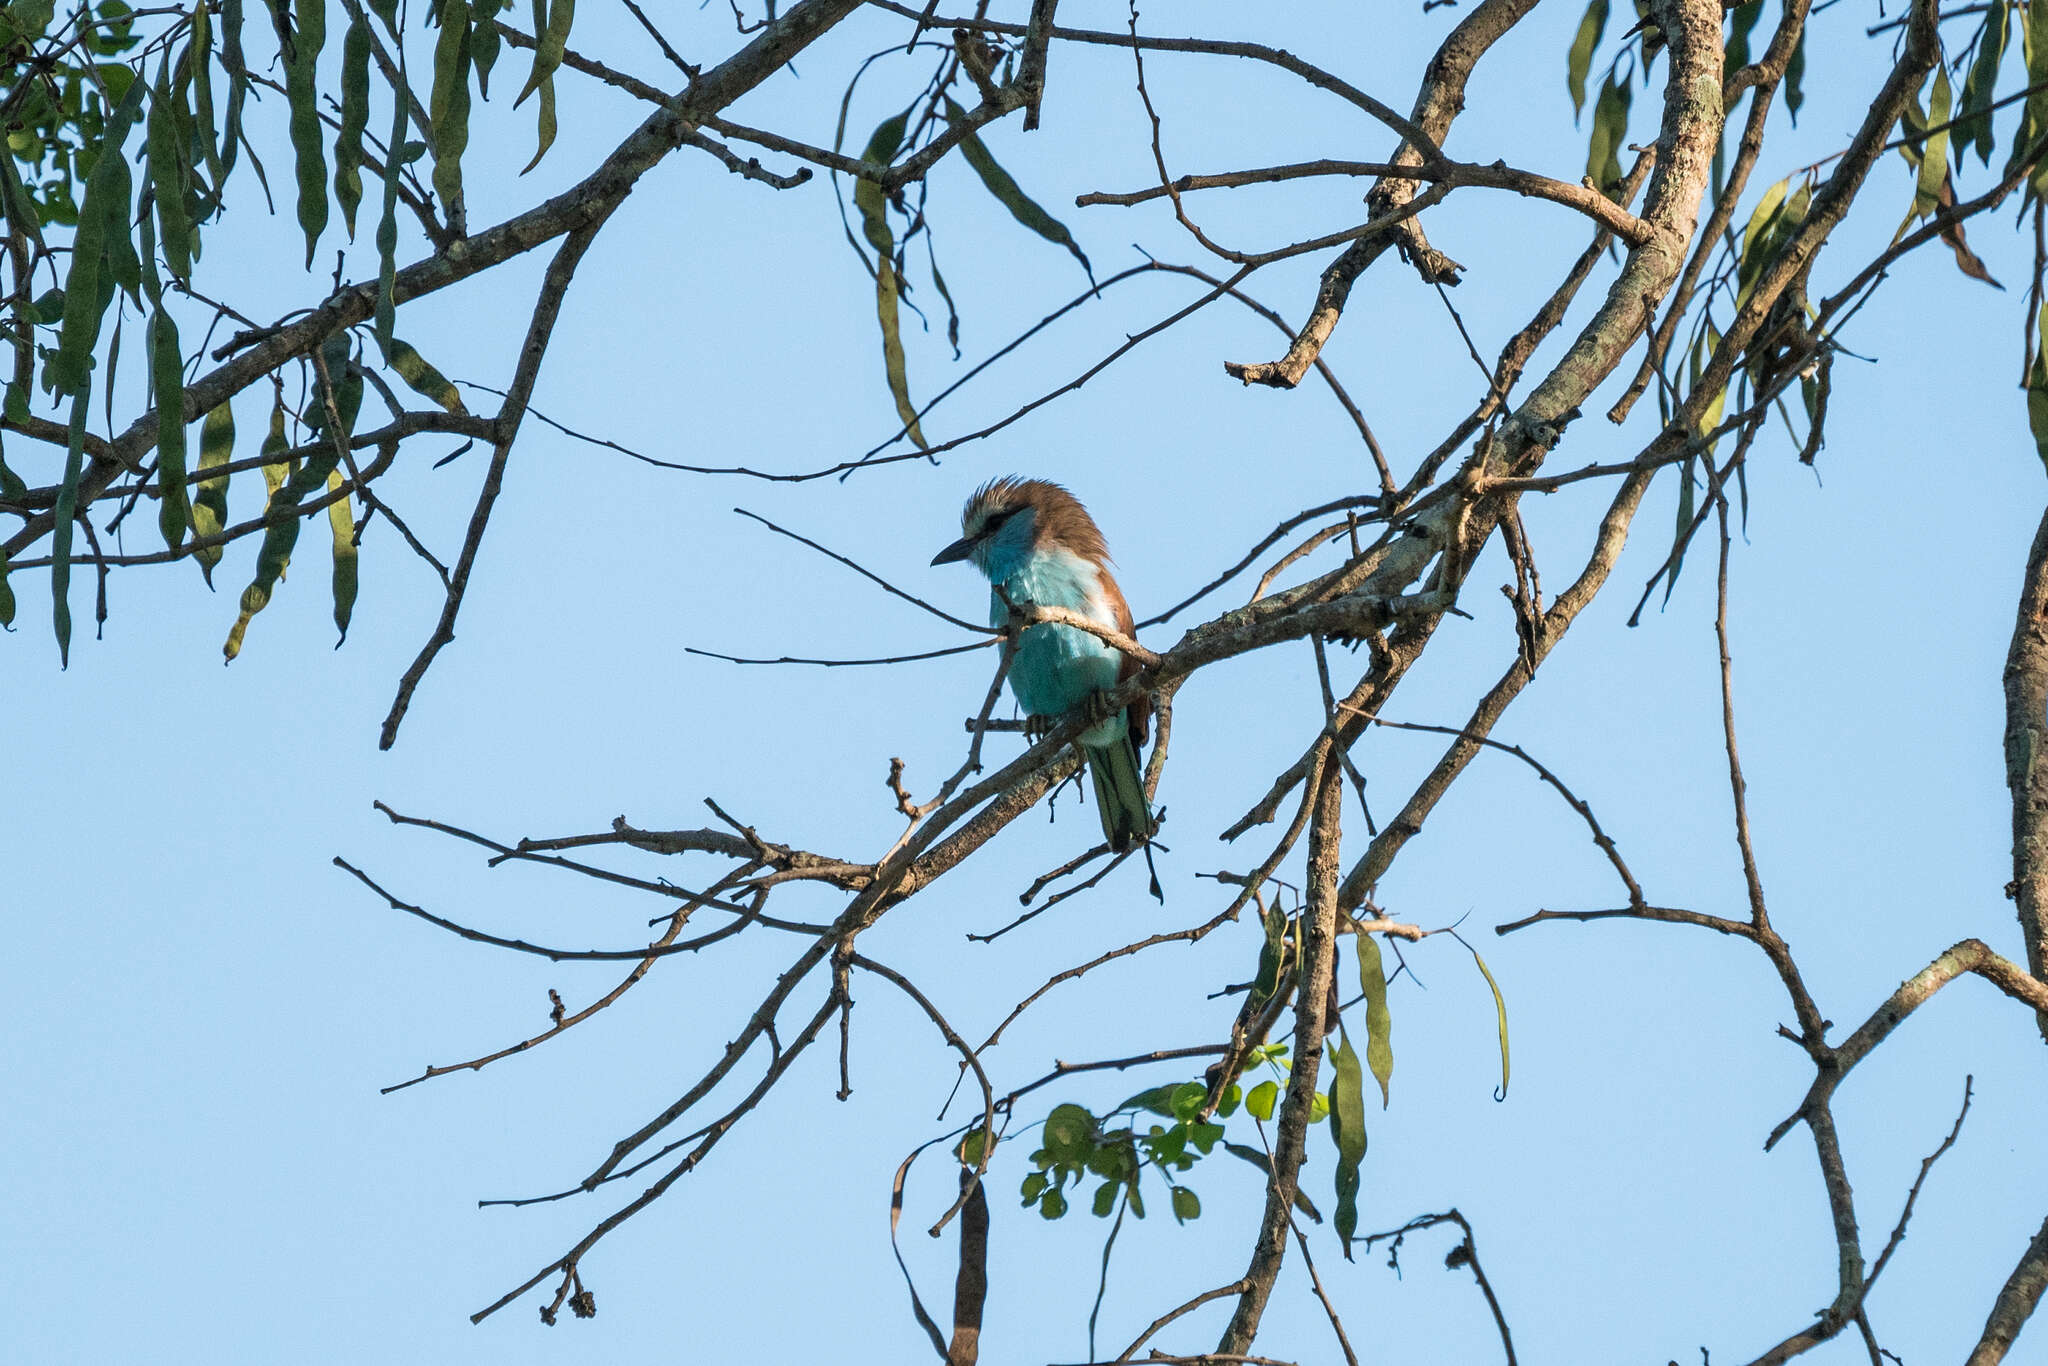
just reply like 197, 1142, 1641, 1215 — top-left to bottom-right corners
930, 536, 975, 566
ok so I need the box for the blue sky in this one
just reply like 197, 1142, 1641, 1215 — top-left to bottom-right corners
8, 2, 2048, 1363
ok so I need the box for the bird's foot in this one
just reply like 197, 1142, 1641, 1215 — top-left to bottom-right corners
1023, 713, 1057, 742
1081, 689, 1121, 728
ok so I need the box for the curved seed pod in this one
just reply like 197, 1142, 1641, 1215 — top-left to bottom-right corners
385, 339, 465, 412
0, 546, 14, 628
326, 468, 357, 644
148, 58, 195, 281
190, 0, 223, 184
1355, 932, 1393, 1107
52, 77, 146, 396
52, 386, 90, 666
271, 0, 328, 267
150, 306, 189, 550
519, 64, 554, 174
220, 0, 247, 180
513, 0, 572, 107
191, 399, 234, 579
471, 0, 500, 95
334, 12, 371, 236
851, 109, 923, 449
226, 350, 350, 660
429, 0, 472, 227
942, 97, 1091, 281
1326, 1025, 1366, 1258
374, 63, 408, 353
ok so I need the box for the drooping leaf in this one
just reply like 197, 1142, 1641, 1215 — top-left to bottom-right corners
1566, 0, 1609, 119
941, 97, 1091, 281
1585, 70, 1631, 198
1169, 1186, 1200, 1223
1957, 0, 2011, 166
1327, 1027, 1367, 1258
191, 399, 234, 579
1249, 902, 1288, 1008
2026, 299, 2048, 472
1899, 65, 1952, 241
1222, 1142, 1322, 1221
1783, 25, 1806, 123
334, 12, 371, 236
1356, 933, 1394, 1107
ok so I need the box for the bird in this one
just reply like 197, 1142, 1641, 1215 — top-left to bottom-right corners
931, 477, 1156, 853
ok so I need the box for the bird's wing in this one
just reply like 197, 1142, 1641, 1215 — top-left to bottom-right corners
1100, 568, 1152, 750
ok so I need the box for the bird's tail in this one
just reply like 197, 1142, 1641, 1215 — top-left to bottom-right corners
1085, 734, 1155, 853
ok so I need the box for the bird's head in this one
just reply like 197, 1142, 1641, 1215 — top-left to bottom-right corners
930, 476, 1107, 578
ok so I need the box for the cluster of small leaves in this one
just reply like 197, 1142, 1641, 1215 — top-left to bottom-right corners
1, 0, 143, 224
837, 32, 1094, 452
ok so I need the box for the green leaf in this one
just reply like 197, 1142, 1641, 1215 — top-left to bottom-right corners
1168, 1082, 1207, 1124
1091, 1180, 1117, 1217
1356, 933, 1394, 1107
1586, 70, 1632, 198
1472, 949, 1511, 1100
1216, 1083, 1241, 1119
150, 305, 188, 551
471, 2, 500, 95
1039, 1187, 1067, 1219
1244, 1078, 1278, 1122
429, 0, 472, 221
191, 399, 233, 579
1327, 1028, 1367, 1258
1169, 1186, 1200, 1223
1250, 903, 1288, 1008
1223, 1142, 1322, 1222
0, 545, 14, 628
1722, 0, 1762, 79
1039, 1103, 1097, 1164
1957, 1, 2011, 166
2026, 299, 2048, 471
942, 97, 1092, 282
384, 338, 467, 411
1566, 0, 1609, 119
956, 1126, 988, 1166
1019, 1171, 1048, 1205
334, 13, 371, 236
326, 467, 356, 644
1900, 65, 1952, 239
1122, 1084, 1180, 1118
271, 0, 328, 267
1783, 26, 1806, 124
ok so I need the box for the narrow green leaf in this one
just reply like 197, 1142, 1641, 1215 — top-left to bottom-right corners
1249, 903, 1288, 1008
1585, 71, 1632, 198
334, 13, 371, 236
326, 467, 357, 644
1327, 1028, 1367, 1258
2026, 299, 2048, 472
942, 97, 1091, 281
1356, 933, 1394, 1107
272, 0, 328, 267
1566, 0, 1609, 118
1723, 0, 1762, 79
1472, 950, 1511, 1100
1783, 27, 1806, 123
1907, 66, 1953, 235
1957, 1, 2010, 166
191, 399, 233, 579
150, 305, 188, 550
1222, 1143, 1321, 1221
514, 0, 572, 106
428, 0, 471, 221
